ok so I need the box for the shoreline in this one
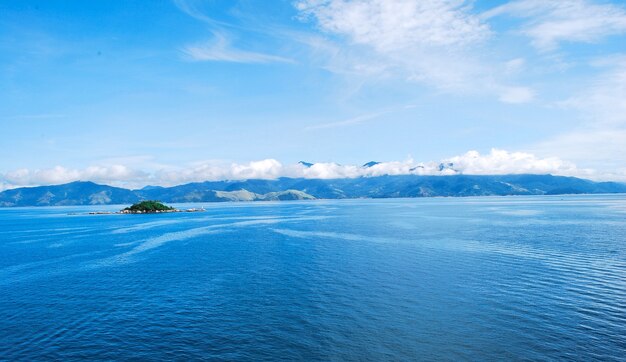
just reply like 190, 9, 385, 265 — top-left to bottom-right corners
3, 193, 624, 211
87, 208, 206, 215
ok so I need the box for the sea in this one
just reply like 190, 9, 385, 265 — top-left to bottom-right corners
1, 195, 625, 361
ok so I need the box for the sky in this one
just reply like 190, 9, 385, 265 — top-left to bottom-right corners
1, 0, 626, 190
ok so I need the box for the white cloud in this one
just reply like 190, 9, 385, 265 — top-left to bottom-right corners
444, 149, 580, 176
182, 33, 292, 64
155, 159, 285, 185
294, 0, 534, 103
2, 149, 612, 191
174, 0, 290, 64
1, 165, 148, 191
296, 0, 490, 50
293, 162, 363, 179
531, 129, 626, 181
168, 150, 582, 181
484, 0, 626, 50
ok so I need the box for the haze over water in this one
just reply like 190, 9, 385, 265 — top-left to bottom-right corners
1, 195, 625, 360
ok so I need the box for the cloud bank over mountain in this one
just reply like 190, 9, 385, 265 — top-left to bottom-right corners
1, 149, 610, 192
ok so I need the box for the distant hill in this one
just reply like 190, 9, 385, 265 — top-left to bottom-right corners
1, 175, 625, 207
0, 181, 138, 207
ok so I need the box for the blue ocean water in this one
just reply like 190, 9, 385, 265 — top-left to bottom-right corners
1, 195, 625, 361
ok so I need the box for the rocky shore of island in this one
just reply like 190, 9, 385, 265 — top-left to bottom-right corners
85, 201, 205, 215
87, 208, 205, 215
120, 207, 205, 214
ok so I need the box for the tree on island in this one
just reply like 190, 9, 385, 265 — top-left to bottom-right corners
123, 200, 175, 213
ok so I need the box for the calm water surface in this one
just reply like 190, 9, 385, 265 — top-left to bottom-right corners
1, 195, 625, 361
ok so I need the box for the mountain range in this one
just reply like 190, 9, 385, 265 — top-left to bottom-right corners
1, 174, 625, 207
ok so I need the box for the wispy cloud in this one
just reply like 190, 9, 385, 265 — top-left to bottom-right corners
182, 33, 292, 63
305, 110, 388, 130
293, 0, 535, 103
173, 0, 538, 102
172, 0, 232, 28
305, 104, 418, 130
174, 0, 290, 64
296, 0, 490, 50
484, 0, 626, 50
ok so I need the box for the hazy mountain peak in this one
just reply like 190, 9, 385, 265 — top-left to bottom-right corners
298, 161, 314, 168
362, 161, 380, 168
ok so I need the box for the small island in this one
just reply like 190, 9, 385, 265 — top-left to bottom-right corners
121, 200, 176, 214
86, 201, 205, 215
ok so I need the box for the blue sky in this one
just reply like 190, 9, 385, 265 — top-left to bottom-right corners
1, 0, 626, 189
